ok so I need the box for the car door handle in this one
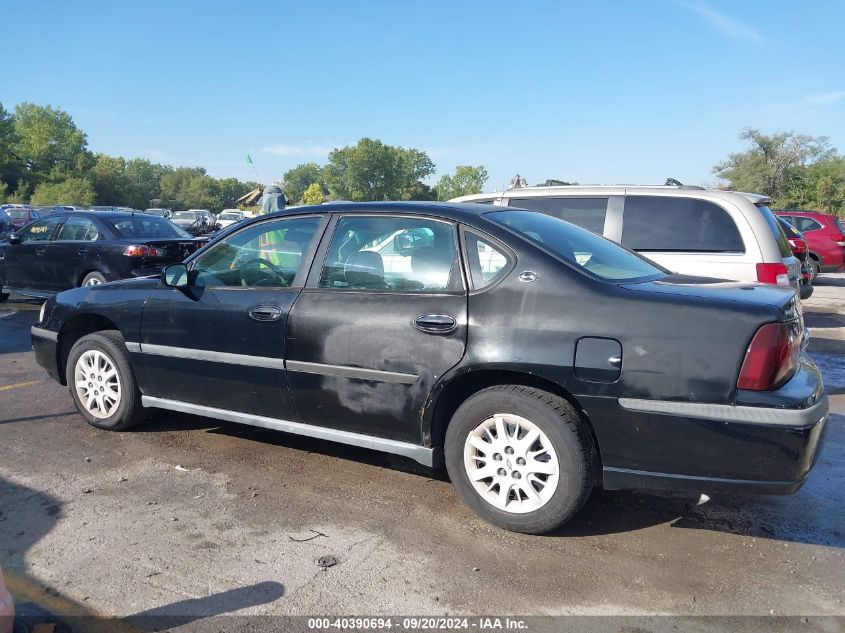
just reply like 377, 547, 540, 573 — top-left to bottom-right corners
34, 248, 47, 256
414, 314, 457, 334
248, 304, 283, 322
76, 248, 88, 256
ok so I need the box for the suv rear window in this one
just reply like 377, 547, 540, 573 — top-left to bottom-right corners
508, 197, 607, 235
488, 210, 665, 282
621, 196, 744, 253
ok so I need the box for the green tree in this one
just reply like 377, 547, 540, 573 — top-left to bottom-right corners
0, 102, 20, 194
324, 138, 435, 201
435, 165, 489, 200
30, 177, 95, 206
714, 128, 834, 202
91, 153, 130, 205
12, 103, 90, 186
302, 182, 324, 205
283, 162, 326, 203
125, 158, 172, 209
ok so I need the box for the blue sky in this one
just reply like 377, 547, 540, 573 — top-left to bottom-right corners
4, 0, 844, 191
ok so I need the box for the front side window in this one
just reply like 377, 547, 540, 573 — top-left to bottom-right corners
56, 216, 99, 241
488, 210, 665, 282
319, 216, 459, 292
621, 196, 744, 253
193, 216, 321, 287
508, 197, 608, 235
18, 216, 62, 242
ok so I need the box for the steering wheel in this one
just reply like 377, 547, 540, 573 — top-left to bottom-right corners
238, 257, 289, 287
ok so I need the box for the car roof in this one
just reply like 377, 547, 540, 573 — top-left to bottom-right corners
452, 185, 772, 205
261, 201, 497, 224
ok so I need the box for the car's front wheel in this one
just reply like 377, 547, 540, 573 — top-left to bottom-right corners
66, 331, 146, 430
445, 385, 596, 534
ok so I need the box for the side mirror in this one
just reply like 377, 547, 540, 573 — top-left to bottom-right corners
162, 263, 189, 288
8, 234, 21, 245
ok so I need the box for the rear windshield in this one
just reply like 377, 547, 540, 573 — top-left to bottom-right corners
487, 210, 666, 282
7, 209, 30, 219
173, 211, 196, 219
108, 216, 191, 239
219, 212, 241, 220
757, 205, 793, 258
145, 209, 167, 216
836, 218, 845, 236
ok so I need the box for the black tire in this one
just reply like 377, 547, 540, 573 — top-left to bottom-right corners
66, 330, 146, 430
808, 259, 820, 283
445, 385, 596, 534
81, 271, 107, 287
0, 291, 8, 302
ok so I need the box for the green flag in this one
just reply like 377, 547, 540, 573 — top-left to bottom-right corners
247, 154, 253, 165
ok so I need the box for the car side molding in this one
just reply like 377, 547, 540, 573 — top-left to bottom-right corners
140, 396, 436, 466
618, 396, 829, 427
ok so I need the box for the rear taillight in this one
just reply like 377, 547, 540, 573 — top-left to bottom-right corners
831, 236, 845, 247
756, 262, 790, 286
123, 245, 161, 257
737, 321, 802, 391
787, 238, 807, 254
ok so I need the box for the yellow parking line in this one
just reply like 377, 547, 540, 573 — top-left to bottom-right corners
0, 380, 41, 392
5, 570, 144, 633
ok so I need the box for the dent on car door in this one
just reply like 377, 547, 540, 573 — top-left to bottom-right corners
137, 214, 326, 419
5, 216, 63, 290
285, 214, 468, 444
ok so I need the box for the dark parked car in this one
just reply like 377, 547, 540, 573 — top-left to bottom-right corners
5, 206, 42, 231
0, 211, 205, 300
775, 216, 813, 300
171, 210, 210, 235
0, 209, 11, 240
31, 202, 827, 534
775, 209, 845, 281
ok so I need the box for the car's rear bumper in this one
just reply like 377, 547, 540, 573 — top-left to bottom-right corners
588, 357, 828, 495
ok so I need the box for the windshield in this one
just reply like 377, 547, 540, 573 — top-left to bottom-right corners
757, 205, 793, 258
108, 216, 192, 239
487, 210, 666, 282
173, 211, 196, 220
219, 212, 241, 220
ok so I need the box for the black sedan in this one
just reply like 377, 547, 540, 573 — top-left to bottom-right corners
0, 211, 205, 301
30, 202, 827, 534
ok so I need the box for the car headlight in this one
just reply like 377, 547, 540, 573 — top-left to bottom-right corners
39, 301, 47, 324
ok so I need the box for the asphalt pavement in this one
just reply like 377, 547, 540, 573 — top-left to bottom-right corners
0, 277, 843, 628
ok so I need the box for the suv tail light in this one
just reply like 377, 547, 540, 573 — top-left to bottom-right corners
787, 238, 807, 254
123, 245, 161, 257
737, 321, 802, 390
756, 262, 790, 285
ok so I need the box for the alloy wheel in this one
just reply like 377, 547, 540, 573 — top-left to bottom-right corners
74, 350, 121, 419
463, 413, 559, 513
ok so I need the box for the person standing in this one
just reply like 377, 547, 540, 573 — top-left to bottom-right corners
260, 183, 287, 214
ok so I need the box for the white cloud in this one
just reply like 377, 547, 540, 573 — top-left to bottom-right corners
799, 91, 845, 106
259, 144, 333, 158
681, 1, 764, 43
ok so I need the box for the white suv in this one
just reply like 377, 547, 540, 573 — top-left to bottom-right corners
452, 185, 801, 294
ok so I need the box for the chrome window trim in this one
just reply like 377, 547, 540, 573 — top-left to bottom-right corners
141, 396, 434, 466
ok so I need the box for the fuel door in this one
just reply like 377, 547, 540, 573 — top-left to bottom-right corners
574, 337, 622, 383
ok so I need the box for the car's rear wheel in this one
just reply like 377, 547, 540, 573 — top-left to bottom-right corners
445, 385, 595, 534
66, 331, 146, 430
81, 271, 107, 286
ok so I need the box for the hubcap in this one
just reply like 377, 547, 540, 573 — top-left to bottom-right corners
74, 350, 121, 419
84, 277, 102, 286
463, 413, 559, 514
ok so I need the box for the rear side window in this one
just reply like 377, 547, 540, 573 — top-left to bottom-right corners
792, 216, 823, 233
621, 197, 744, 253
508, 197, 608, 235
463, 232, 512, 290
56, 216, 99, 241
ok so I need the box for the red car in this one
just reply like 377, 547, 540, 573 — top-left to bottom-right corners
4, 206, 43, 231
775, 210, 845, 281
